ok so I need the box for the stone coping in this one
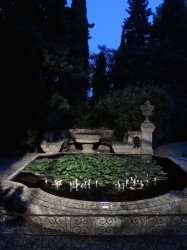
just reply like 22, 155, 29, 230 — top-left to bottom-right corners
1, 180, 186, 215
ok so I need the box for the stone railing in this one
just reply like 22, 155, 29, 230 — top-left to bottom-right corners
1, 214, 187, 249
0, 213, 187, 236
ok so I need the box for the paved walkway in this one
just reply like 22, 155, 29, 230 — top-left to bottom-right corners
155, 142, 187, 174
0, 153, 38, 181
155, 141, 187, 157
168, 156, 187, 174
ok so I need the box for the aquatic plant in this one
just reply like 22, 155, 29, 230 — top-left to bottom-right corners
25, 154, 166, 185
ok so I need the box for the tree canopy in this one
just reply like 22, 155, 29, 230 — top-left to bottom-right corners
0, 0, 187, 152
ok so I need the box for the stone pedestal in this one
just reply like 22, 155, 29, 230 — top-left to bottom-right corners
140, 118, 155, 155
81, 143, 94, 153
140, 100, 155, 155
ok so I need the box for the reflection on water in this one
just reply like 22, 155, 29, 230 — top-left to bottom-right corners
12, 172, 174, 202
13, 157, 187, 202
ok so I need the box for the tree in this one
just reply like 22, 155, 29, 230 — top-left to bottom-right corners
113, 0, 152, 90
67, 0, 90, 103
92, 51, 109, 100
150, 5, 162, 42
0, 0, 45, 152
150, 0, 187, 89
121, 0, 152, 48
159, 0, 187, 49
0, 0, 90, 152
89, 83, 187, 146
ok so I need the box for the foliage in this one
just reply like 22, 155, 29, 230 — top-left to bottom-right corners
114, 0, 187, 90
150, 0, 187, 89
92, 51, 109, 100
86, 83, 187, 146
0, 0, 90, 152
25, 154, 163, 185
20, 128, 38, 153
0, 0, 187, 152
159, 0, 187, 49
90, 45, 116, 100
114, 40, 187, 90
113, 0, 152, 89
39, 92, 71, 130
121, 0, 152, 48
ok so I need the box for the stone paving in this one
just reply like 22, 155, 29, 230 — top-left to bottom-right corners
168, 156, 187, 174
154, 141, 187, 174
0, 233, 187, 250
155, 142, 187, 157
0, 153, 37, 181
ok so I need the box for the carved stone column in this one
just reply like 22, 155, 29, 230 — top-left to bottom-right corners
140, 100, 155, 155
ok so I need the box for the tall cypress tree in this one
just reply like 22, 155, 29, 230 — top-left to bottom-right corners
160, 0, 187, 48
0, 0, 46, 151
150, 0, 187, 89
150, 5, 162, 43
121, 0, 152, 48
67, 0, 89, 104
92, 51, 109, 100
113, 0, 152, 90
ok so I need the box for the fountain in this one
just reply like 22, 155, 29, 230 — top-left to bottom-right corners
1, 149, 187, 237
3, 153, 185, 219
1, 99, 187, 238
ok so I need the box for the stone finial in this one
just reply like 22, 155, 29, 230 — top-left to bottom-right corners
140, 100, 154, 121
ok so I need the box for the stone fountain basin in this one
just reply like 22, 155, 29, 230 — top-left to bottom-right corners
1, 180, 187, 216
1, 180, 187, 235
1, 152, 187, 235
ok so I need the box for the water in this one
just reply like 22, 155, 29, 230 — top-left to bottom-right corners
13, 156, 187, 202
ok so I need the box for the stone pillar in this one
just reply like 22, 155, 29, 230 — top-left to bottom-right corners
140, 100, 155, 155
141, 120, 155, 154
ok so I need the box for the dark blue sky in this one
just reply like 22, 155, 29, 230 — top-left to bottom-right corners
67, 0, 163, 53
